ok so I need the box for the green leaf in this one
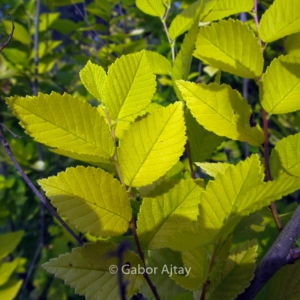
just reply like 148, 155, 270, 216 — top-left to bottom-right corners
259, 0, 300, 43
260, 55, 300, 114
172, 18, 199, 100
140, 249, 187, 298
104, 51, 156, 126
186, 109, 223, 162
137, 179, 203, 250
286, 32, 300, 56
169, 0, 202, 40
270, 132, 300, 178
0, 280, 23, 300
177, 81, 264, 146
38, 166, 131, 238
145, 51, 172, 75
196, 162, 231, 177
118, 102, 186, 187
0, 260, 20, 286
136, 0, 165, 17
43, 241, 144, 299
165, 155, 300, 249
206, 240, 257, 300
202, 0, 253, 22
80, 60, 107, 102
256, 261, 300, 300
194, 19, 263, 78
172, 245, 212, 290
0, 231, 24, 260
6, 92, 115, 159
3, 21, 30, 45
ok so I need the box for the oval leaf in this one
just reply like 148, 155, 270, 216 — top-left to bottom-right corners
80, 60, 107, 102
260, 55, 300, 114
194, 19, 263, 78
177, 81, 264, 146
259, 0, 300, 43
6, 92, 115, 159
38, 166, 131, 238
136, 0, 165, 17
43, 242, 144, 299
118, 102, 186, 187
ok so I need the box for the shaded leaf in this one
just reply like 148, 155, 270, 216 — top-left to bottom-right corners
43, 242, 143, 299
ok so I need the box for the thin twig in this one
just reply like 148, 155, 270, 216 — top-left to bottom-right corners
263, 110, 282, 231
130, 219, 161, 300
0, 123, 22, 138
235, 204, 300, 300
253, 0, 282, 231
185, 141, 196, 179
162, 6, 175, 62
0, 128, 84, 246
0, 14, 15, 53
103, 106, 161, 300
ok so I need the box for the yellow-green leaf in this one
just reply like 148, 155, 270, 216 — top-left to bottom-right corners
270, 133, 300, 178
169, 0, 202, 40
80, 60, 107, 102
172, 246, 212, 290
0, 231, 24, 260
259, 0, 300, 43
206, 240, 257, 300
38, 166, 131, 238
172, 18, 199, 100
104, 51, 156, 126
145, 51, 172, 75
140, 249, 187, 298
0, 279, 23, 300
286, 32, 300, 56
0, 260, 20, 286
43, 242, 143, 299
202, 0, 253, 22
137, 179, 203, 250
3, 20, 30, 45
195, 162, 231, 177
177, 81, 264, 146
6, 92, 114, 159
136, 0, 165, 17
118, 102, 186, 187
260, 55, 300, 114
165, 155, 300, 249
194, 19, 263, 78
186, 109, 223, 162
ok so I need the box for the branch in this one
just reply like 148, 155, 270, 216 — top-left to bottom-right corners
0, 128, 84, 246
0, 14, 15, 53
235, 204, 300, 300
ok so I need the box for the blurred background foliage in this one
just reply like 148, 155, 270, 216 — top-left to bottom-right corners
0, 0, 300, 299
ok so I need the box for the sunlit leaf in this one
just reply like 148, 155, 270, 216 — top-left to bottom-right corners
177, 81, 264, 146
194, 19, 263, 78
259, 0, 300, 43
118, 102, 186, 187
6, 92, 115, 159
260, 55, 300, 114
38, 166, 131, 238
